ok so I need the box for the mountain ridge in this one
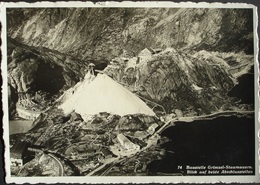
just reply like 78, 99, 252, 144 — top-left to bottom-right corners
7, 8, 253, 62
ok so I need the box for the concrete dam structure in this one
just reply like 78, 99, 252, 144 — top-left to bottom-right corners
16, 105, 41, 121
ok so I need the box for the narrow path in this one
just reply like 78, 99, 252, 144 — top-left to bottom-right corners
85, 158, 119, 176
185, 110, 253, 120
136, 94, 166, 114
117, 80, 166, 114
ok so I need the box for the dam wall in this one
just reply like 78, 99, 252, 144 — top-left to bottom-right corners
16, 105, 41, 121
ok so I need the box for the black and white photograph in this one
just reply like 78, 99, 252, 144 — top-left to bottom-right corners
1, 1, 258, 183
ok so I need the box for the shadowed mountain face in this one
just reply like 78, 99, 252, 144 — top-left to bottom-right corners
7, 8, 253, 61
6, 8, 254, 118
7, 38, 88, 118
7, 38, 87, 93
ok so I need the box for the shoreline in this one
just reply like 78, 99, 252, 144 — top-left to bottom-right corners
159, 110, 254, 133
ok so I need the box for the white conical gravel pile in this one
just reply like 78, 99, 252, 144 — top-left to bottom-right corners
59, 73, 155, 118
56, 71, 95, 105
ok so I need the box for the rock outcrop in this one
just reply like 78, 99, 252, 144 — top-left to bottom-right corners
104, 48, 253, 114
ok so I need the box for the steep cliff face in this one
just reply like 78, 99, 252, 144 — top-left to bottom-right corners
7, 37, 88, 116
7, 8, 253, 62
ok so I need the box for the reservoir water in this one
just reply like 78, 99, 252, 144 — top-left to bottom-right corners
228, 66, 254, 104
146, 65, 255, 175
147, 115, 255, 175
9, 120, 33, 135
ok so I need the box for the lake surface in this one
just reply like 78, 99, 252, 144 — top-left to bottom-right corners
147, 115, 255, 175
9, 120, 33, 135
228, 66, 254, 104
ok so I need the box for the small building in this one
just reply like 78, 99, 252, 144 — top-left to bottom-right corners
124, 57, 138, 72
175, 109, 183, 118
70, 111, 83, 122
153, 48, 163, 54
16, 104, 41, 121
117, 133, 140, 151
138, 48, 159, 65
163, 113, 176, 122
10, 141, 31, 167
110, 59, 120, 65
99, 112, 110, 118
134, 131, 149, 140
87, 63, 96, 76
27, 145, 43, 153
121, 57, 129, 62
100, 148, 116, 159
138, 48, 155, 58
147, 123, 159, 135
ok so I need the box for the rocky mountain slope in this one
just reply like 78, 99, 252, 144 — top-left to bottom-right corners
104, 48, 253, 114
6, 8, 254, 118
7, 8, 253, 62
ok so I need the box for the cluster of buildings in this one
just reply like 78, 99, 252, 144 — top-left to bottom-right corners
110, 123, 159, 157
110, 134, 140, 157
15, 89, 49, 121
111, 47, 162, 71
10, 47, 165, 174
117, 133, 140, 151
130, 48, 162, 68
10, 141, 42, 167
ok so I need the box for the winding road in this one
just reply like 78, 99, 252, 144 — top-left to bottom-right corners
45, 152, 65, 176
159, 110, 254, 133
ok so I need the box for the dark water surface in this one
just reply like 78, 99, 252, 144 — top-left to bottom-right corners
228, 66, 254, 104
148, 115, 255, 175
